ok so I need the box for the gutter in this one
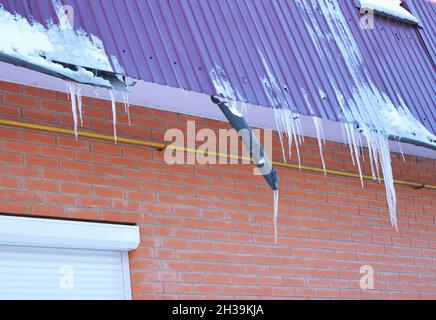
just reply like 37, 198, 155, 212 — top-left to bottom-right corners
211, 96, 279, 191
0, 53, 127, 91
389, 135, 436, 152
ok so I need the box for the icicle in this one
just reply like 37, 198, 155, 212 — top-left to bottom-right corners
300, 0, 432, 230
291, 116, 302, 170
343, 123, 356, 166
356, 129, 365, 162
372, 136, 382, 183
295, 116, 305, 144
398, 141, 406, 162
350, 125, 364, 186
274, 107, 287, 162
273, 108, 303, 169
313, 117, 326, 175
375, 133, 397, 229
109, 90, 117, 144
68, 82, 78, 140
365, 133, 377, 180
273, 189, 279, 244
66, 82, 71, 101
122, 91, 131, 125
76, 84, 83, 126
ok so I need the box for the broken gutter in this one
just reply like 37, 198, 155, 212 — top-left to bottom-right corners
211, 95, 279, 191
0, 5, 126, 92
354, 124, 436, 152
0, 52, 126, 91
389, 135, 436, 152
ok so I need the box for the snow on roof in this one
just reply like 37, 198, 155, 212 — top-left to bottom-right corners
359, 0, 419, 24
0, 5, 114, 87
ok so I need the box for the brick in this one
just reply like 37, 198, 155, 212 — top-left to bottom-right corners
0, 176, 20, 188
0, 153, 22, 164
111, 200, 141, 211
0, 104, 21, 117
94, 186, 124, 199
0, 127, 20, 140
76, 151, 106, 163
0, 201, 29, 214
25, 179, 57, 192
91, 142, 122, 154
126, 191, 153, 201
5, 142, 39, 153
45, 194, 76, 205
23, 86, 58, 99
23, 109, 57, 122
32, 204, 66, 217
0, 81, 21, 93
79, 197, 110, 209
22, 132, 56, 145
41, 147, 75, 159
5, 94, 37, 108
25, 156, 58, 168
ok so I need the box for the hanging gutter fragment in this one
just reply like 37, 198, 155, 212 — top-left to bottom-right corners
211, 96, 279, 191
210, 66, 279, 191
210, 66, 279, 241
211, 95, 280, 243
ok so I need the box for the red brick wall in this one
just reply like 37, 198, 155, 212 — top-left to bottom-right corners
0, 80, 435, 299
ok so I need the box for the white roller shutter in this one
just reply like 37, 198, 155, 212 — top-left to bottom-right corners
0, 215, 140, 300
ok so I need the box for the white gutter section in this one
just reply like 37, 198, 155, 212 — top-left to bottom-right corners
0, 215, 140, 251
0, 61, 435, 160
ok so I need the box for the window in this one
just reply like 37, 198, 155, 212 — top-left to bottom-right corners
0, 215, 139, 300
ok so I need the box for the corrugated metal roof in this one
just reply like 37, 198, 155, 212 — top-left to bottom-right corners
408, 0, 436, 63
2, 0, 435, 133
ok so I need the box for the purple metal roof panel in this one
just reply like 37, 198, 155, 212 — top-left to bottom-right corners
408, 0, 436, 63
2, 0, 435, 134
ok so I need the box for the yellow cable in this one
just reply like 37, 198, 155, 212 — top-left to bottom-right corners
0, 118, 434, 190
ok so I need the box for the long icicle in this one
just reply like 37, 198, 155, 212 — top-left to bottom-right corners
68, 82, 78, 140
274, 107, 287, 162
350, 125, 364, 186
109, 90, 117, 144
76, 84, 83, 127
398, 140, 406, 162
313, 117, 326, 176
365, 133, 377, 180
273, 189, 279, 244
123, 91, 131, 125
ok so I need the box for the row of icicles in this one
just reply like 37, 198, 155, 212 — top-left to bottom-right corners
67, 81, 130, 143
273, 106, 402, 231
66, 79, 402, 242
